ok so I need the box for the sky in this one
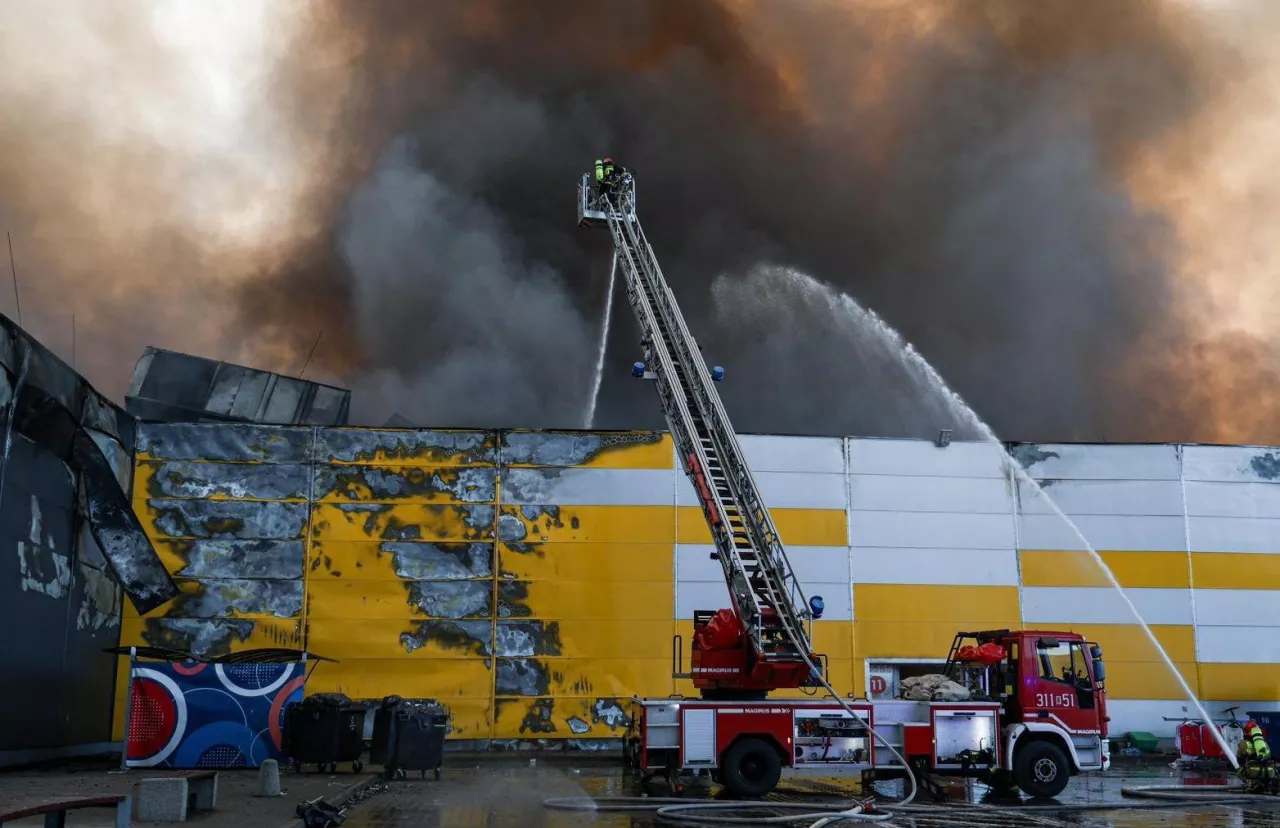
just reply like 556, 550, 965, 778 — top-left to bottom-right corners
1, 0, 1278, 443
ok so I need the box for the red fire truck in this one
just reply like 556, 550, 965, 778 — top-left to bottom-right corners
580, 170, 1110, 801
625, 628, 1111, 799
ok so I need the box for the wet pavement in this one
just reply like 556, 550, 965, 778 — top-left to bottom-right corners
342, 758, 1280, 828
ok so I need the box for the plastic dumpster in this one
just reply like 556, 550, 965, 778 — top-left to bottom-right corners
283, 693, 366, 773
371, 695, 448, 780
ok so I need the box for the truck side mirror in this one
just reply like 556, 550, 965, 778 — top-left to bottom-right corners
1093, 659, 1106, 683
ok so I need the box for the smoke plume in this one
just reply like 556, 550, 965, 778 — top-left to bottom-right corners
2, 0, 1279, 442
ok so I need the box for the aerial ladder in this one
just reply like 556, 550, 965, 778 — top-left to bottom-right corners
577, 171, 825, 699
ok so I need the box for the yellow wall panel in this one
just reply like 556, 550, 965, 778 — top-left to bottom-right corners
500, 580, 673, 620
498, 542, 673, 582
853, 621, 991, 659
308, 540, 493, 582
497, 658, 672, 698
1053, 624, 1197, 664
676, 507, 847, 546
1193, 552, 1280, 590
308, 618, 493, 660
497, 505, 674, 544
306, 579, 490, 620
311, 503, 495, 543
855, 585, 1020, 623
1020, 550, 1190, 589
1199, 664, 1280, 702
492, 697, 636, 740
505, 432, 673, 470
534, 619, 676, 659
1102, 661, 1200, 700
307, 658, 492, 702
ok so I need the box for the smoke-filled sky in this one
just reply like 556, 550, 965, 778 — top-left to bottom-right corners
2, 0, 1279, 443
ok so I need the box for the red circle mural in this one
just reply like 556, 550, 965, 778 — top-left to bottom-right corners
127, 678, 179, 760
869, 676, 887, 695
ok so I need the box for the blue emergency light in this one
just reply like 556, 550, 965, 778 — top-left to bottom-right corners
632, 361, 646, 378
809, 596, 825, 619
711, 365, 725, 382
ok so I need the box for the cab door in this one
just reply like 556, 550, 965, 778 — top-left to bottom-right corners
1020, 637, 1100, 733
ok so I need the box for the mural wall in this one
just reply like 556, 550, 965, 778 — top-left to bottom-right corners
118, 423, 1280, 743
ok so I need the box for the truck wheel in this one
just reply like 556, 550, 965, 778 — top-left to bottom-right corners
1014, 741, 1070, 799
721, 738, 782, 799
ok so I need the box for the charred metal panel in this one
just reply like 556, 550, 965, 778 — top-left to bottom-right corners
155, 539, 306, 579
501, 430, 664, 467
491, 697, 633, 740
312, 503, 495, 542
400, 620, 493, 656
124, 616, 305, 660
494, 621, 562, 657
495, 659, 551, 696
168, 578, 305, 618
314, 428, 497, 466
138, 460, 311, 500
405, 580, 493, 619
146, 499, 309, 540
137, 422, 314, 463
314, 465, 496, 503
124, 346, 351, 425
378, 542, 492, 580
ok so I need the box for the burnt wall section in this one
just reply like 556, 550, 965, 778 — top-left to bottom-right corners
0, 313, 161, 759
128, 423, 312, 664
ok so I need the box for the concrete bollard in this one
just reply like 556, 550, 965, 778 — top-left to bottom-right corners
137, 777, 189, 822
257, 759, 282, 797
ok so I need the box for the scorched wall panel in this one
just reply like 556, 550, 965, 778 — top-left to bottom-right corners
117, 426, 1280, 745
305, 428, 499, 739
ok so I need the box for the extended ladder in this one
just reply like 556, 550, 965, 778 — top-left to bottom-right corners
584, 173, 815, 669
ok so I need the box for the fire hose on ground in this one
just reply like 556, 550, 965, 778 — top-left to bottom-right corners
546, 784, 1280, 826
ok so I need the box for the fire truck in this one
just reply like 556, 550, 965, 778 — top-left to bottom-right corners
577, 171, 1111, 800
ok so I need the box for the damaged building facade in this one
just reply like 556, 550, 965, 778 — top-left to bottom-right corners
115, 422, 1280, 746
3, 315, 1279, 758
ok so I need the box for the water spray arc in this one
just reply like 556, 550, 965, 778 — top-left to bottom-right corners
584, 251, 618, 429
796, 269, 1240, 771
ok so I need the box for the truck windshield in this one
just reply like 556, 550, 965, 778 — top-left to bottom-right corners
1037, 642, 1089, 686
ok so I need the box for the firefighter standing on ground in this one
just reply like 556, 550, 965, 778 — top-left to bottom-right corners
1238, 720, 1278, 794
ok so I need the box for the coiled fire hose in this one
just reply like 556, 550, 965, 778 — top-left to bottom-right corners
546, 784, 1278, 827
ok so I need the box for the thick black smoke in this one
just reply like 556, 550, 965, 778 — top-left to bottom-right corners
241, 0, 1280, 441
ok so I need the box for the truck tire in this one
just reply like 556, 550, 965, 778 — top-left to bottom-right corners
1013, 741, 1070, 799
720, 737, 782, 798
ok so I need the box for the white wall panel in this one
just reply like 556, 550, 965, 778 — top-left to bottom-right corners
1105, 700, 1280, 741
676, 544, 848, 586
1020, 587, 1193, 626
1016, 444, 1181, 480
676, 471, 846, 510
849, 475, 1012, 515
1017, 514, 1187, 552
737, 435, 845, 474
1015, 480, 1184, 517
1193, 589, 1280, 627
1184, 481, 1280, 520
1196, 626, 1280, 664
1186, 516, 1280, 554
847, 439, 1008, 478
675, 580, 852, 621
501, 467, 673, 506
1183, 445, 1280, 483
850, 547, 1019, 586
849, 511, 1014, 550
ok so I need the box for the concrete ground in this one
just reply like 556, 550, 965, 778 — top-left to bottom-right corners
0, 758, 369, 827
3, 756, 1280, 827
340, 756, 1280, 828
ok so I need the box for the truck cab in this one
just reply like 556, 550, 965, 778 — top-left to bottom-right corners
946, 630, 1110, 796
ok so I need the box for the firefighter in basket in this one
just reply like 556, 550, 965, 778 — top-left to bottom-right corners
1238, 720, 1278, 794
